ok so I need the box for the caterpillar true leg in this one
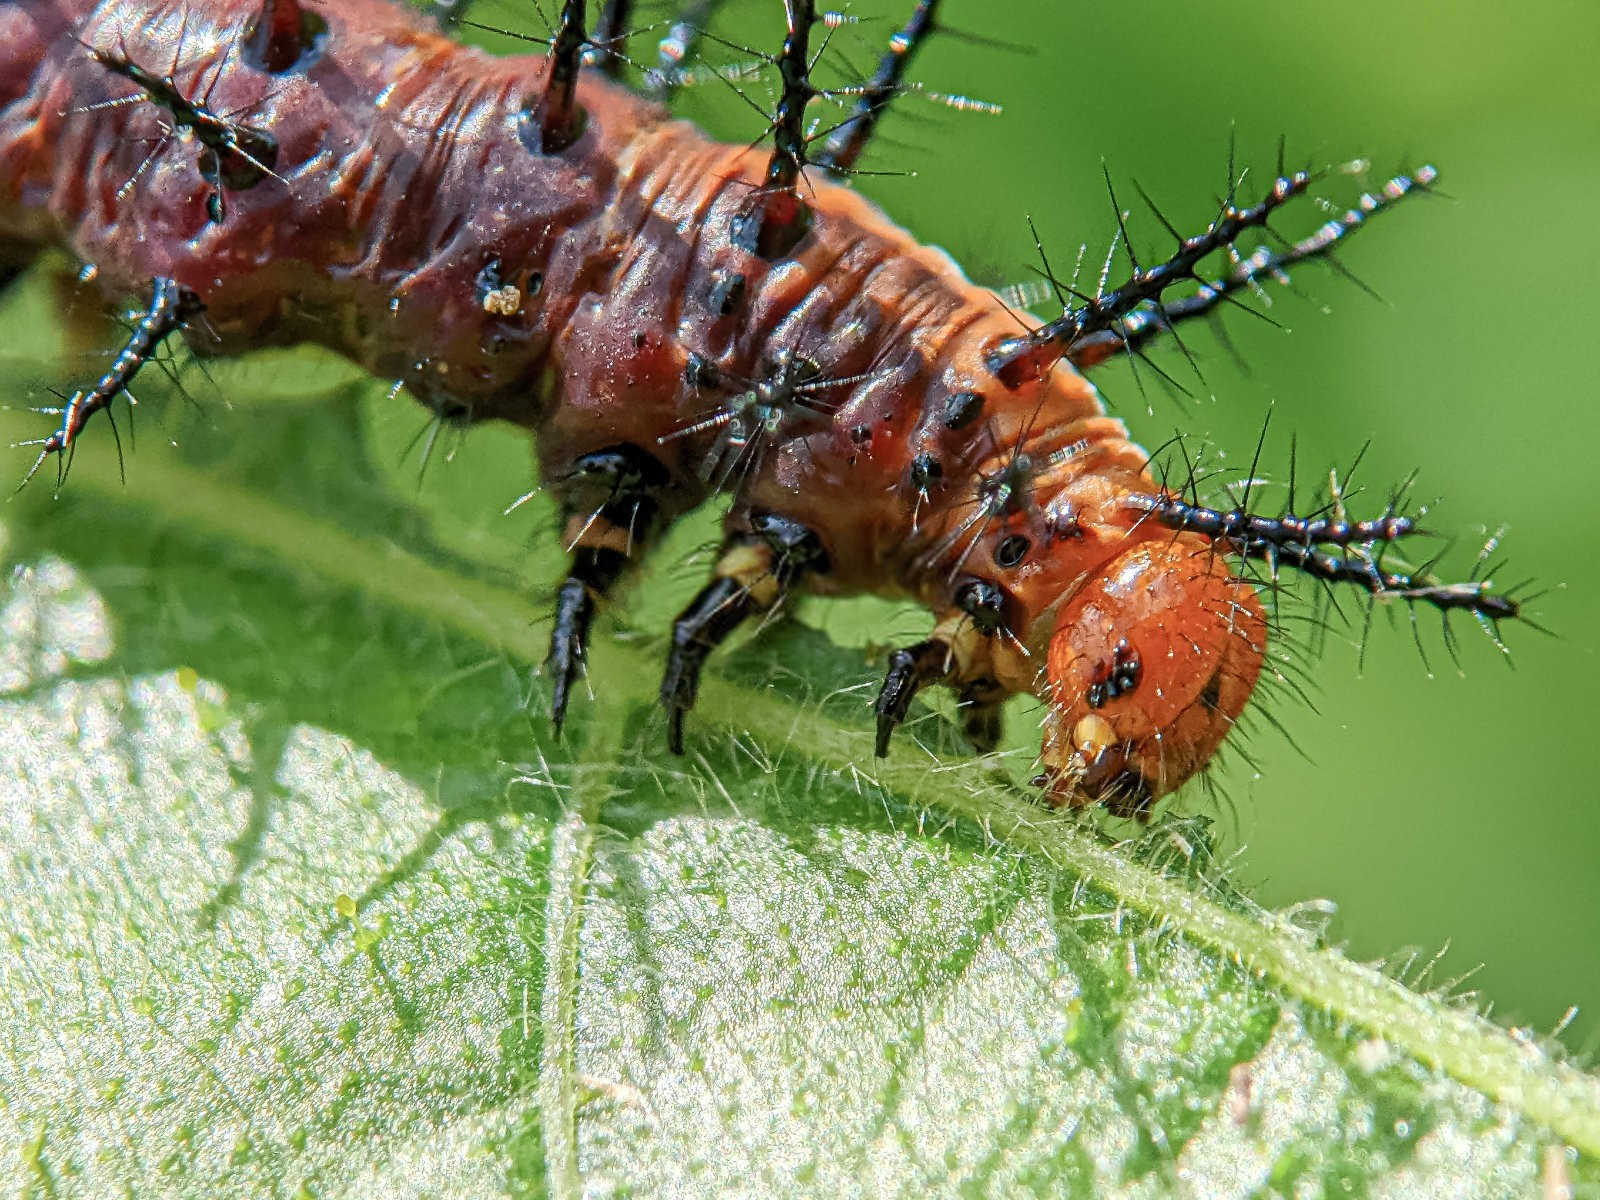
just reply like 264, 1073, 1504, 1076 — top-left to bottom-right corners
548, 545, 630, 736
660, 513, 828, 754
873, 638, 954, 757
873, 590, 1009, 758
547, 444, 672, 734
17, 277, 201, 492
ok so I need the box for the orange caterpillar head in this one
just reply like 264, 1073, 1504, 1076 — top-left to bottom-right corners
1039, 538, 1266, 816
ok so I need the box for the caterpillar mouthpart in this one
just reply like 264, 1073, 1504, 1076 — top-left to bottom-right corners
1040, 539, 1265, 818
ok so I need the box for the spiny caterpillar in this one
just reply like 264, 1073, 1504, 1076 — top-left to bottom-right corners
0, 0, 1525, 818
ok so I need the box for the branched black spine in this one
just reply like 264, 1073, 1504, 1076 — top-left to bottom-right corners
1068, 167, 1437, 366
814, 0, 940, 175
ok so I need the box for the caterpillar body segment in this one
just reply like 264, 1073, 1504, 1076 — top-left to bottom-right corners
0, 0, 1521, 814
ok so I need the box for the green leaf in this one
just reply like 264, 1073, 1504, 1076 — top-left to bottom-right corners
0, 268, 1596, 1197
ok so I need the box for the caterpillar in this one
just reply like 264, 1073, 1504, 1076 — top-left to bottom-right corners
0, 0, 1525, 818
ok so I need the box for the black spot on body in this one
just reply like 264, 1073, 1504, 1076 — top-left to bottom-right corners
751, 511, 830, 573
730, 197, 813, 260
1088, 639, 1142, 708
243, 0, 327, 73
516, 103, 588, 156
954, 578, 1007, 636
709, 273, 746, 317
222, 132, 277, 191
475, 258, 504, 304
1046, 501, 1084, 541
686, 353, 720, 390
909, 452, 942, 490
566, 444, 672, 493
942, 391, 983, 429
995, 534, 1029, 568
1111, 640, 1141, 696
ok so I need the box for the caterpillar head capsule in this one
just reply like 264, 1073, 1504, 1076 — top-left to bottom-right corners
1039, 539, 1266, 816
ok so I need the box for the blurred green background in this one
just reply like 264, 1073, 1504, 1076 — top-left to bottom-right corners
6, 0, 1597, 1062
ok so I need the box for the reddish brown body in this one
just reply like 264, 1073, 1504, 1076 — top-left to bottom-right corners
0, 0, 1271, 812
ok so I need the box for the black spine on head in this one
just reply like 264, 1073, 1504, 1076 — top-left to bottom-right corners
1128, 490, 1521, 625
1130, 491, 1416, 549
